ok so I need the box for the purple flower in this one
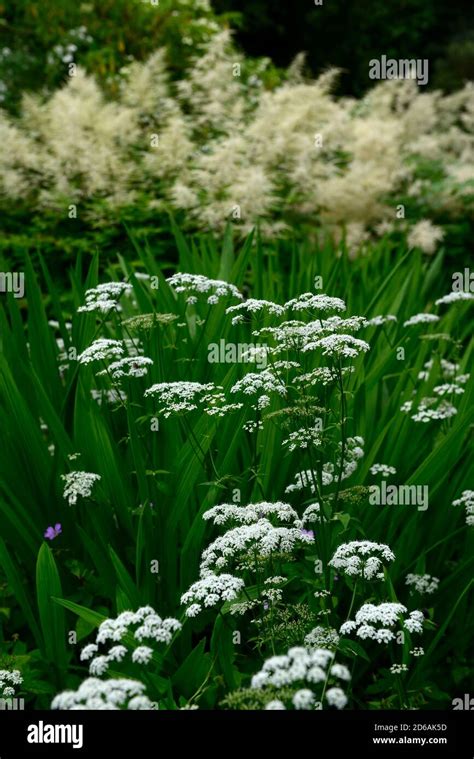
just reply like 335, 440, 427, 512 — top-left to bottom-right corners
300, 528, 315, 540
44, 523, 62, 540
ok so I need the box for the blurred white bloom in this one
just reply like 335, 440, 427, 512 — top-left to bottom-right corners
403, 313, 439, 327
166, 273, 242, 303
452, 490, 474, 526
52, 677, 153, 710
390, 664, 409, 674
131, 646, 153, 665
405, 573, 439, 594
407, 220, 445, 254
370, 464, 397, 477
435, 291, 474, 306
251, 647, 349, 709
61, 471, 101, 506
304, 626, 340, 650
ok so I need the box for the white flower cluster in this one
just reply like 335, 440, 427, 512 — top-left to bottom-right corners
329, 541, 395, 580
285, 469, 321, 494
61, 471, 101, 506
78, 282, 133, 314
284, 293, 346, 313
390, 664, 408, 675
304, 626, 340, 650
366, 315, 397, 327
292, 367, 342, 387
97, 356, 153, 380
203, 501, 298, 526
282, 425, 322, 452
452, 490, 474, 526
144, 380, 240, 418
226, 298, 285, 325
0, 669, 22, 698
295, 503, 321, 528
410, 647, 424, 657
403, 313, 439, 327
199, 519, 315, 576
51, 677, 153, 710
251, 647, 350, 710
230, 370, 286, 397
370, 463, 397, 477
405, 573, 439, 595
166, 273, 243, 304
77, 339, 125, 365
340, 602, 424, 643
401, 397, 458, 423
80, 607, 181, 675
435, 291, 474, 306
302, 334, 370, 359
433, 383, 464, 396
181, 573, 245, 617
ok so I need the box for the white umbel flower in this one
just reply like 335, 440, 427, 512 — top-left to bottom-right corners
405, 573, 439, 595
340, 602, 424, 643
370, 464, 397, 477
403, 313, 440, 327
61, 471, 101, 506
78, 282, 132, 314
52, 677, 153, 710
77, 339, 125, 365
452, 490, 474, 526
181, 573, 245, 617
329, 541, 395, 580
97, 356, 153, 379
166, 273, 243, 304
203, 501, 299, 526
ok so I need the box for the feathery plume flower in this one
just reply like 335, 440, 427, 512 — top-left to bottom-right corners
329, 541, 395, 580
407, 220, 445, 254
61, 471, 101, 506
51, 677, 153, 710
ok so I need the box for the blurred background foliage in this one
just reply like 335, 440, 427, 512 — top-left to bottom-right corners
213, 0, 474, 95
